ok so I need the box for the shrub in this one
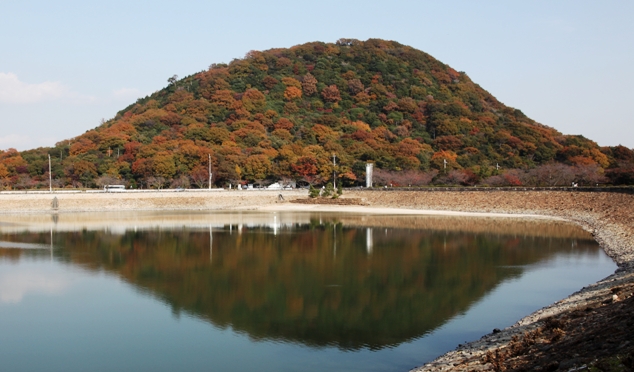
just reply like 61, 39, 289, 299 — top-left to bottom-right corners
323, 183, 334, 197
308, 184, 319, 198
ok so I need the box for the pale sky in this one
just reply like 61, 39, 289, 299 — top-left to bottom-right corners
1, 0, 632, 150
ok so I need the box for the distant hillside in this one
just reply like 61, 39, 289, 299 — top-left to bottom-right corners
1, 38, 633, 189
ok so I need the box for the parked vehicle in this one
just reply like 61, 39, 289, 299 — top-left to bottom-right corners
266, 182, 292, 190
103, 185, 126, 192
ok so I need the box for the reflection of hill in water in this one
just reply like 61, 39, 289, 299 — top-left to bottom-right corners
0, 215, 600, 350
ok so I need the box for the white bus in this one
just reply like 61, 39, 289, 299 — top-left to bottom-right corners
104, 185, 126, 192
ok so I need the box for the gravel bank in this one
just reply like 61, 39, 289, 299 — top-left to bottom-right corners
0, 190, 307, 213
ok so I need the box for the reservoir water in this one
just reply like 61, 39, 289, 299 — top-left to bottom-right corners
0, 211, 615, 372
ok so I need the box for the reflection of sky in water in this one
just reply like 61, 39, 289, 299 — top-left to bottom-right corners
0, 265, 69, 303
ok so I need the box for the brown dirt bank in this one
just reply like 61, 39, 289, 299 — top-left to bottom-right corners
346, 190, 633, 268
342, 190, 634, 371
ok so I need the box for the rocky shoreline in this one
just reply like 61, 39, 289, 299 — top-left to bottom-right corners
344, 190, 634, 371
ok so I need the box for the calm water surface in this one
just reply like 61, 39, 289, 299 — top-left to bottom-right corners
0, 211, 615, 372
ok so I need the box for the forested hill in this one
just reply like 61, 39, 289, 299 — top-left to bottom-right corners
1, 38, 633, 189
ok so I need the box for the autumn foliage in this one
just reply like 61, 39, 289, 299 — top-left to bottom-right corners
1, 38, 632, 189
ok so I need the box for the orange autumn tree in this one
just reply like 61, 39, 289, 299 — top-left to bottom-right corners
431, 150, 460, 171
291, 156, 318, 179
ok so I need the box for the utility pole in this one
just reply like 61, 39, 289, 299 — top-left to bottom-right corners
48, 154, 52, 192
208, 154, 212, 190
332, 153, 336, 189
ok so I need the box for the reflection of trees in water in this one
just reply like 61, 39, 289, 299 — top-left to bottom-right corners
0, 222, 600, 350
